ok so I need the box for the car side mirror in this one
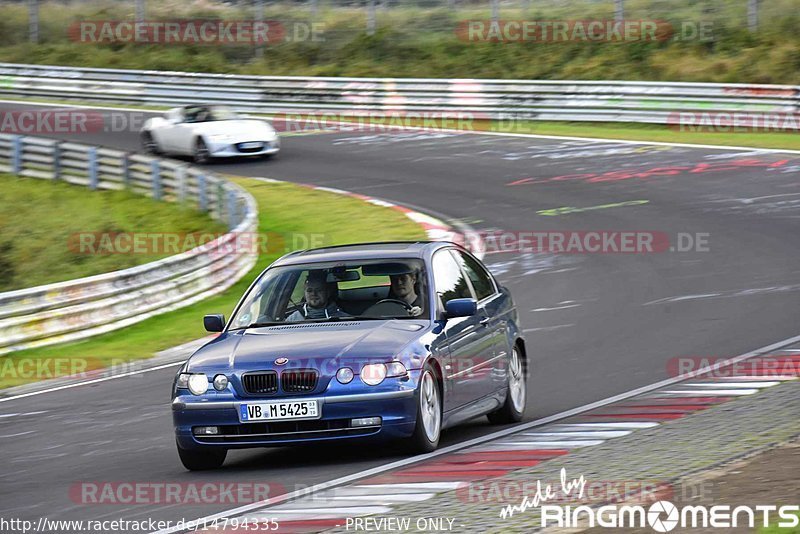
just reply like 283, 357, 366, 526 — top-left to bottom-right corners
444, 298, 477, 319
203, 314, 225, 332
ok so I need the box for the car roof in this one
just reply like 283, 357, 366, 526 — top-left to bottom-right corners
271, 241, 460, 267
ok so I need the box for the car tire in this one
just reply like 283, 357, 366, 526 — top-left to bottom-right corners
177, 442, 227, 471
193, 138, 210, 164
487, 345, 526, 424
407, 363, 441, 454
141, 131, 160, 155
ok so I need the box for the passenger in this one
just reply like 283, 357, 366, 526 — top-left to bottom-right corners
286, 271, 348, 322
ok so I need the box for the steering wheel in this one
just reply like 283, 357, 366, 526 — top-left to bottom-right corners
374, 298, 413, 311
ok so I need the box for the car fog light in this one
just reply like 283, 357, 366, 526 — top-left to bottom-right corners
213, 374, 229, 391
187, 374, 209, 395
336, 367, 354, 384
193, 426, 219, 435
351, 417, 381, 427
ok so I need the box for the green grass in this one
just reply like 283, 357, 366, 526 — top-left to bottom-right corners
760, 514, 800, 533
0, 174, 227, 292
0, 177, 425, 389
1, 0, 799, 83
495, 121, 800, 151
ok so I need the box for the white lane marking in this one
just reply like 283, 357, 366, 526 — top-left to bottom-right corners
244, 505, 391, 516
656, 389, 760, 396
683, 381, 781, 388
523, 324, 575, 333
0, 362, 183, 404
545, 422, 661, 430
3, 99, 799, 155
0, 431, 35, 438
519, 431, 631, 439
644, 293, 721, 305
151, 333, 800, 534
531, 304, 581, 312
0, 410, 47, 418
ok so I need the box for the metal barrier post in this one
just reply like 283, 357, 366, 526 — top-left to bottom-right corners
198, 174, 208, 212
53, 142, 61, 180
151, 160, 161, 200
217, 182, 225, 222
88, 147, 98, 190
177, 165, 187, 204
11, 135, 22, 174
227, 190, 237, 229
122, 153, 131, 189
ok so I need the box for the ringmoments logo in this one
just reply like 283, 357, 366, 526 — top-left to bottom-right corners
498, 469, 800, 531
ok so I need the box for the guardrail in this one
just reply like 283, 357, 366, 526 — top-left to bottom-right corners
0, 133, 259, 356
0, 62, 798, 126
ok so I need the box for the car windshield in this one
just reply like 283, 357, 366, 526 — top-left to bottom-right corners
229, 258, 429, 329
184, 105, 240, 123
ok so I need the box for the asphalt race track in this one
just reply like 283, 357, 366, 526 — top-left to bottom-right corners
1, 103, 800, 528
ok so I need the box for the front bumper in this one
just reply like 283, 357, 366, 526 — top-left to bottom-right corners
207, 139, 280, 158
173, 387, 418, 450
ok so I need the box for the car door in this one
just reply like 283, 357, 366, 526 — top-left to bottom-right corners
452, 249, 508, 395
432, 248, 496, 410
156, 108, 183, 153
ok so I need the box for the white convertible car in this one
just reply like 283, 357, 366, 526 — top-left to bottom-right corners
140, 104, 280, 163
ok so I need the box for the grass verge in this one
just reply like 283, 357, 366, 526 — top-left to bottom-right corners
0, 177, 425, 389
0, 173, 227, 292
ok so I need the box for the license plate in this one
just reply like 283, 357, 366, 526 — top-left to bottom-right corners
240, 142, 263, 149
239, 400, 320, 422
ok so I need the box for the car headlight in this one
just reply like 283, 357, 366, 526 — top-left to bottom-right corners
183, 373, 208, 395
361, 363, 387, 386
336, 367, 354, 384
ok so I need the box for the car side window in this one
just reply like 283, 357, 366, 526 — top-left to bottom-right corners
455, 251, 495, 301
432, 250, 473, 306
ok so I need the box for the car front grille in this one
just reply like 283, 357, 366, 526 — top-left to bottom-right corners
242, 371, 278, 394
281, 370, 318, 393
235, 141, 266, 153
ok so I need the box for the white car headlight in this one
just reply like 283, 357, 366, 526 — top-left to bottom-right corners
187, 373, 209, 395
361, 363, 387, 386
336, 367, 354, 384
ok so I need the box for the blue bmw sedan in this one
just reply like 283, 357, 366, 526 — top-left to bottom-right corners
172, 241, 527, 470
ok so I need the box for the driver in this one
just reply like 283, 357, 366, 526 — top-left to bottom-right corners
389, 269, 424, 317
286, 271, 348, 322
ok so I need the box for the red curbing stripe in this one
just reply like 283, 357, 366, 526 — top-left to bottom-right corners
437, 458, 543, 468
621, 397, 731, 406
397, 463, 519, 473
450, 450, 569, 461
600, 406, 712, 414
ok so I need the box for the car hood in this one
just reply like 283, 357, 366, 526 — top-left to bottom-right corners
188, 320, 429, 373
192, 119, 275, 138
